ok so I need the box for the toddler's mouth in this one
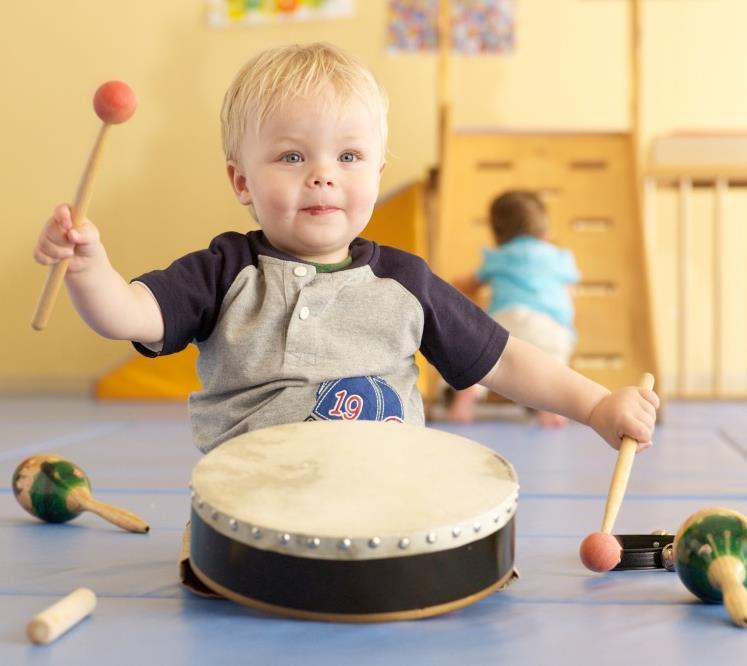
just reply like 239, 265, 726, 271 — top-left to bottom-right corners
302, 205, 339, 216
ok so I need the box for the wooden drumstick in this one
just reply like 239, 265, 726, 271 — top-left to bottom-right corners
579, 372, 655, 571
31, 81, 137, 331
601, 372, 656, 533
27, 588, 96, 644
12, 454, 150, 533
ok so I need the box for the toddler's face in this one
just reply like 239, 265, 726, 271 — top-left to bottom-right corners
229, 89, 385, 263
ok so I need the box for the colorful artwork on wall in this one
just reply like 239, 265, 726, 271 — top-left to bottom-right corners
387, 0, 515, 53
207, 0, 354, 27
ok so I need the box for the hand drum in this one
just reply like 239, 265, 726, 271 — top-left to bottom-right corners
12, 454, 149, 533
673, 507, 747, 628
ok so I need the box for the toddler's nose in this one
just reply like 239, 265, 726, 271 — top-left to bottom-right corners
307, 167, 335, 188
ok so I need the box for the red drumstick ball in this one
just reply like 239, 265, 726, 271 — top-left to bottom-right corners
93, 81, 137, 125
579, 531, 622, 572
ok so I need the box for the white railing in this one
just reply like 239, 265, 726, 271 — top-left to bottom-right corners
644, 165, 747, 398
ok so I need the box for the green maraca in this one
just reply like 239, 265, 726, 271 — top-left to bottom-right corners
673, 506, 747, 628
12, 454, 149, 533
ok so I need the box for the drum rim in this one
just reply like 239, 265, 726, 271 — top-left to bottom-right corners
190, 487, 518, 560
190, 421, 519, 561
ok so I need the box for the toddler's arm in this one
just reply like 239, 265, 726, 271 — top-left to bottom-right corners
34, 204, 164, 345
480, 336, 659, 450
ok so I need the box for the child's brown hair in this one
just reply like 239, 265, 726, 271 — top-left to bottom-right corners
489, 191, 548, 244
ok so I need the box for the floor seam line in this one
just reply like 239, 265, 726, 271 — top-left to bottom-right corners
716, 427, 747, 463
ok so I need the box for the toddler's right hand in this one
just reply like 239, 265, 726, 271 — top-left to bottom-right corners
33, 204, 102, 274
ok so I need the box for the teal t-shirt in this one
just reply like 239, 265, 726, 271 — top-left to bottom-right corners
477, 235, 580, 332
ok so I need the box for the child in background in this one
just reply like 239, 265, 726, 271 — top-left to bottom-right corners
34, 43, 657, 455
447, 191, 580, 426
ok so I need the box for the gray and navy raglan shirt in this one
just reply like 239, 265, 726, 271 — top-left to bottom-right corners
133, 231, 509, 452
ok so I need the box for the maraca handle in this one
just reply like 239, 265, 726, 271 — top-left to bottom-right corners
709, 556, 747, 628
600, 372, 655, 534
31, 124, 111, 331
68, 486, 149, 534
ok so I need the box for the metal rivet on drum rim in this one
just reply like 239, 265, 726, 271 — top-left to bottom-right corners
452, 526, 462, 538
251, 527, 263, 540
190, 491, 195, 500
426, 532, 437, 544
228, 518, 238, 531
307, 537, 321, 549
211, 510, 220, 521
398, 538, 410, 549
338, 538, 352, 550
279, 533, 291, 545
368, 537, 381, 549
196, 498, 204, 509
473, 522, 482, 533
493, 513, 500, 523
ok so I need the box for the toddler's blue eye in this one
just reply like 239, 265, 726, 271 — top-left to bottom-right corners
340, 152, 357, 163
283, 153, 302, 163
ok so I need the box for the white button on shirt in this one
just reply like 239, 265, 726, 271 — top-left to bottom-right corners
299, 306, 310, 320
293, 266, 308, 277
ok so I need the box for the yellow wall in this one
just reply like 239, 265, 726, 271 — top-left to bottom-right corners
3, 0, 747, 392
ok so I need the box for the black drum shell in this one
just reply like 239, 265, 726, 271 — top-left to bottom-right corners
189, 508, 516, 618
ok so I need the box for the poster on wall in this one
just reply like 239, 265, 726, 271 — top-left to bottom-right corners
387, 0, 515, 53
207, 0, 355, 27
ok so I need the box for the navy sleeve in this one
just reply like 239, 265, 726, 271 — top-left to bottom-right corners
372, 246, 509, 389
131, 231, 255, 357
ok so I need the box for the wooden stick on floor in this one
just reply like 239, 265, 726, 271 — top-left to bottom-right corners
27, 588, 97, 644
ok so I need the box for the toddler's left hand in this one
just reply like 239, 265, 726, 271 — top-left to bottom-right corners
588, 385, 660, 451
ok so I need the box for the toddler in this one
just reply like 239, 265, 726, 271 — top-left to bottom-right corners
34, 43, 658, 454
448, 191, 579, 427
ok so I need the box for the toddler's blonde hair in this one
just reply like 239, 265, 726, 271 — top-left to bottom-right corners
221, 42, 389, 162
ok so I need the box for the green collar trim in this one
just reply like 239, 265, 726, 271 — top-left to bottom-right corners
309, 255, 353, 273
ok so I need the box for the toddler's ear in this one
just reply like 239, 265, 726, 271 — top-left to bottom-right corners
226, 162, 252, 206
